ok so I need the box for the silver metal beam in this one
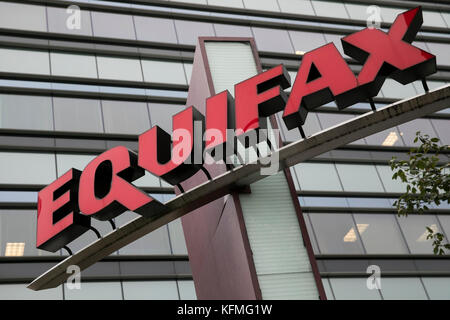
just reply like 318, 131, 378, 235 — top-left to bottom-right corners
28, 84, 450, 291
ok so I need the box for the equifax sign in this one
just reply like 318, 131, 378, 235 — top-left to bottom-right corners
36, 7, 436, 252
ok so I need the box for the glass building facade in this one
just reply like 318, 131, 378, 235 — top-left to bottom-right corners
0, 0, 448, 300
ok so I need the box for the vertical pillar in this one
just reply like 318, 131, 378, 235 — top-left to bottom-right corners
180, 38, 325, 300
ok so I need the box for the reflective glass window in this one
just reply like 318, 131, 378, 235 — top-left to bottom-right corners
142, 60, 187, 85
288, 30, 327, 54
0, 2, 47, 32
365, 127, 404, 147
381, 79, 418, 99
426, 42, 450, 66
213, 24, 253, 37
380, 278, 428, 300
335, 164, 384, 192
0, 48, 50, 75
168, 218, 188, 255
397, 118, 439, 146
102, 100, 150, 134
251, 27, 294, 54
123, 281, 179, 300
0, 94, 53, 130
177, 280, 197, 300
353, 214, 408, 254
53, 97, 104, 133
243, 0, 280, 12
278, 0, 315, 15
0, 284, 62, 300
311, 1, 349, 19
294, 162, 343, 191
134, 16, 178, 44
56, 154, 96, 177
174, 20, 215, 46
421, 277, 450, 300
97, 56, 143, 82
344, 3, 372, 21
316, 112, 366, 145
376, 165, 407, 193
422, 11, 447, 28
329, 278, 382, 300
0, 209, 58, 257
64, 281, 122, 300
116, 212, 171, 255
50, 52, 98, 78
47, 6, 93, 36
396, 215, 442, 254
148, 103, 185, 132
430, 119, 450, 145
309, 213, 365, 254
91, 11, 136, 40
0, 152, 56, 185
208, 0, 243, 8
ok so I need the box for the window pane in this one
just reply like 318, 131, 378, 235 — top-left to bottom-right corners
353, 214, 408, 254
0, 209, 57, 257
422, 11, 447, 28
335, 164, 384, 192
294, 163, 342, 191
53, 97, 104, 133
102, 100, 150, 134
142, 60, 186, 85
251, 27, 294, 54
316, 112, 366, 145
302, 196, 348, 207
436, 216, 450, 240
322, 33, 346, 56
97, 56, 143, 82
0, 284, 62, 300
430, 119, 450, 145
116, 212, 171, 255
47, 6, 93, 36
56, 154, 96, 176
329, 278, 382, 300
421, 277, 450, 300
312, 0, 349, 18
365, 127, 404, 147
288, 30, 327, 54
243, 0, 280, 12
174, 20, 215, 46
0, 152, 56, 184
213, 24, 253, 37
376, 165, 407, 193
396, 215, 442, 254
134, 16, 177, 43
64, 281, 122, 300
178, 280, 197, 300
426, 42, 450, 66
278, 0, 315, 15
133, 171, 161, 188
91, 11, 136, 40
148, 103, 185, 132
208, 0, 244, 8
0, 94, 53, 130
397, 118, 438, 146
380, 278, 428, 300
304, 213, 320, 254
346, 197, 392, 208
168, 218, 188, 255
344, 3, 371, 21
0, 48, 50, 75
381, 79, 417, 99
50, 52, 98, 78
309, 213, 365, 254
123, 281, 179, 300
0, 2, 47, 32
321, 278, 334, 300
